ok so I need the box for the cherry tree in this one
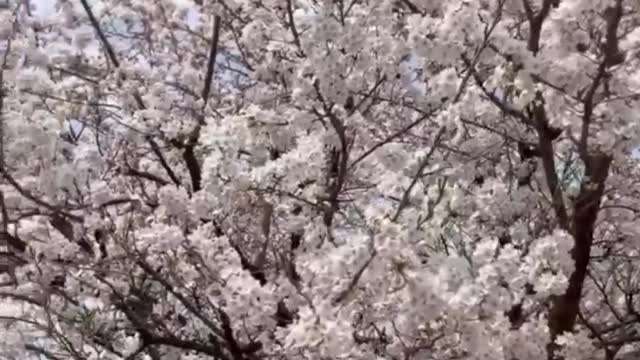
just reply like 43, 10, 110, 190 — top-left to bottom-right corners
1, 0, 640, 359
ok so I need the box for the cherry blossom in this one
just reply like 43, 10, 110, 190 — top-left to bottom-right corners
0, 0, 639, 359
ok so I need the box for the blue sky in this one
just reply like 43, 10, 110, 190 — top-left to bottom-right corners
32, 0, 53, 17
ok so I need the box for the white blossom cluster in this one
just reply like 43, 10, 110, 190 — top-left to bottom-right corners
0, 0, 638, 359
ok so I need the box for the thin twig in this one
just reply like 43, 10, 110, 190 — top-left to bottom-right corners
392, 127, 445, 222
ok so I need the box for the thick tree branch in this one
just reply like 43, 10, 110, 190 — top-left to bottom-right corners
529, 93, 569, 229
179, 15, 221, 193
463, 55, 569, 229
522, 0, 559, 54
579, 0, 624, 160
120, 166, 169, 186
399, 0, 422, 14
49, 213, 93, 255
201, 16, 221, 107
313, 83, 351, 242
547, 154, 611, 357
546, 1, 622, 355
79, 0, 119, 68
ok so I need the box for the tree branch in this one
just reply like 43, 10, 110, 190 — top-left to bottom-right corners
80, 0, 183, 188
201, 16, 221, 107
392, 127, 445, 222
286, 0, 303, 53
523, 0, 559, 54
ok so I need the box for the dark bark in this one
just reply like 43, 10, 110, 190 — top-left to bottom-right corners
522, 0, 559, 55
0, 230, 26, 253
547, 154, 611, 358
50, 213, 94, 255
